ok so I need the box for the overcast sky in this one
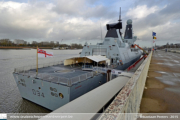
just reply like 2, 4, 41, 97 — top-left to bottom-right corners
0, 0, 180, 46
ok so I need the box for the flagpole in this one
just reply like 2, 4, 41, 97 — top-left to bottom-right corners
152, 31, 153, 51
36, 46, 38, 76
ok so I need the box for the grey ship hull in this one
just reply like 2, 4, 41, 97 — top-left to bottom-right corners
116, 55, 141, 70
13, 65, 107, 111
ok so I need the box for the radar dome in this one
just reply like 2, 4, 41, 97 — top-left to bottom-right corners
127, 19, 132, 25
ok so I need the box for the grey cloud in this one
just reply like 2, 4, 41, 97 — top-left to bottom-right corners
0, 25, 47, 40
52, 0, 85, 16
0, 1, 126, 43
134, 0, 169, 8
45, 21, 106, 42
83, 6, 118, 19
122, 1, 180, 42
86, 0, 100, 4
52, 0, 118, 19
0, 0, 180, 45
159, 0, 180, 15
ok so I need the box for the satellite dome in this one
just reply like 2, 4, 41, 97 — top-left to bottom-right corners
127, 19, 132, 25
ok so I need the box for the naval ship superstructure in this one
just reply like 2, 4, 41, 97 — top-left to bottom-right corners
80, 19, 142, 70
13, 14, 142, 111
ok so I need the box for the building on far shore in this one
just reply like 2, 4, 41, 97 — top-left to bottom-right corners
24, 41, 27, 45
14, 39, 26, 45
41, 41, 49, 45
175, 43, 180, 48
50, 41, 54, 45
32, 41, 38, 45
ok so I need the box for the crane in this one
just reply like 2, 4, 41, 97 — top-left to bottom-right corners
131, 44, 149, 55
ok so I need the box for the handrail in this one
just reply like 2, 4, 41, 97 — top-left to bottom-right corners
14, 61, 97, 86
127, 55, 147, 71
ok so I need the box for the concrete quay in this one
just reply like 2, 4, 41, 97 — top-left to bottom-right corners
140, 50, 180, 113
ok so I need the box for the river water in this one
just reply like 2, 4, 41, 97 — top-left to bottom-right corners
0, 49, 81, 113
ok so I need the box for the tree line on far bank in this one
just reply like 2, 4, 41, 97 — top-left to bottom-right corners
0, 39, 83, 49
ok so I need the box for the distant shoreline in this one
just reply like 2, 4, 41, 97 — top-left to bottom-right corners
0, 46, 53, 49
0, 46, 81, 50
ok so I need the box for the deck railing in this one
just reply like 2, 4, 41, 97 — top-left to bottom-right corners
14, 59, 117, 87
14, 61, 98, 86
15, 70, 95, 86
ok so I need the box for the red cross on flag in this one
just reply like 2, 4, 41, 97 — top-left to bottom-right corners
38, 48, 53, 58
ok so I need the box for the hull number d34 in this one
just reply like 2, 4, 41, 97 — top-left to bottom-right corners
32, 89, 45, 97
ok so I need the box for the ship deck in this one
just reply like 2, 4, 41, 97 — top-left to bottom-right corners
14, 55, 145, 87
30, 64, 90, 78
15, 64, 95, 86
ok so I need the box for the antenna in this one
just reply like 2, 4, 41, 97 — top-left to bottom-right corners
118, 7, 122, 37
100, 23, 102, 41
100, 22, 103, 56
119, 7, 121, 22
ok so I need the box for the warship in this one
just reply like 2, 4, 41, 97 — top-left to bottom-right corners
13, 12, 142, 111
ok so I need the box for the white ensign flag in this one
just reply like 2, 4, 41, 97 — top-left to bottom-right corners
38, 48, 53, 58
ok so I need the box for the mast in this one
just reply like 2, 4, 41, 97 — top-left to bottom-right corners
118, 7, 122, 37
106, 7, 122, 38
36, 46, 38, 76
